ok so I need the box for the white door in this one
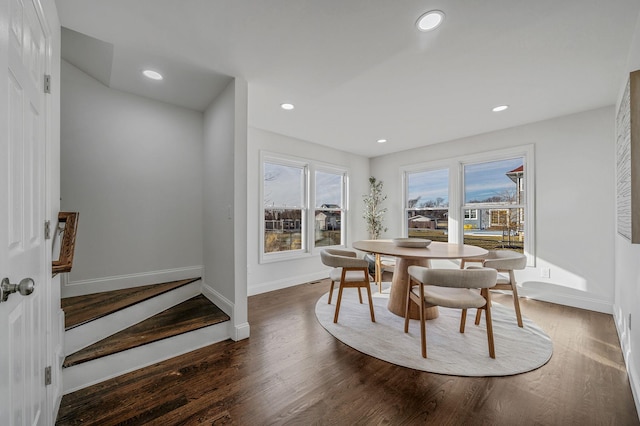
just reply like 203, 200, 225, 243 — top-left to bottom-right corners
0, 0, 51, 425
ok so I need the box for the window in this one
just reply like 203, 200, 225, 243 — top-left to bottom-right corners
401, 145, 534, 265
463, 157, 525, 253
314, 170, 346, 248
263, 160, 306, 255
464, 209, 478, 220
261, 153, 348, 262
405, 168, 449, 242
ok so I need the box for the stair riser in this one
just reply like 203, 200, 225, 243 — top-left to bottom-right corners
63, 322, 230, 394
65, 280, 201, 354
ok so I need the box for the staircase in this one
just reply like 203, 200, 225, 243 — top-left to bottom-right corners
61, 278, 230, 394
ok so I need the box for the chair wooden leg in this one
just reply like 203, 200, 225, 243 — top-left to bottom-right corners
333, 285, 345, 323
511, 283, 524, 327
475, 308, 482, 325
375, 253, 382, 294
328, 280, 335, 304
404, 278, 413, 333
365, 283, 375, 322
460, 308, 467, 333
357, 287, 363, 304
420, 299, 427, 358
483, 289, 496, 358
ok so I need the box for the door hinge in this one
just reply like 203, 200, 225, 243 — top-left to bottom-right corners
44, 220, 51, 240
44, 366, 52, 386
44, 74, 51, 94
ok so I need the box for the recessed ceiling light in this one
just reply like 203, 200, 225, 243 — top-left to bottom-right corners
280, 103, 295, 110
377, 139, 387, 144
416, 10, 445, 32
142, 70, 163, 80
492, 105, 509, 112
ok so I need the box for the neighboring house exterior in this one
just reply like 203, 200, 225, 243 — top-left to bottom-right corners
315, 204, 341, 231
408, 214, 437, 230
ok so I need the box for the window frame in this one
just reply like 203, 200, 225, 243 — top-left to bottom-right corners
260, 151, 348, 263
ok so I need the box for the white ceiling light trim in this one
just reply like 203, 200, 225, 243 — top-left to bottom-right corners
142, 69, 163, 80
377, 139, 387, 144
280, 103, 295, 110
492, 105, 509, 112
416, 10, 445, 32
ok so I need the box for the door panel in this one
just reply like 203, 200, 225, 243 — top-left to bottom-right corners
1, 0, 49, 424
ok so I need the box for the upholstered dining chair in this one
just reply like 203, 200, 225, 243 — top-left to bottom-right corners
460, 250, 527, 327
320, 248, 375, 324
404, 266, 498, 358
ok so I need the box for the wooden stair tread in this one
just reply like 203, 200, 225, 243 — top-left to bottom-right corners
61, 278, 200, 330
63, 295, 230, 368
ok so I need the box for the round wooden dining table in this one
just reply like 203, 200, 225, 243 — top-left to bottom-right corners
352, 239, 488, 319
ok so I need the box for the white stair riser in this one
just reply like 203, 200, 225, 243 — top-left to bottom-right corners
63, 322, 230, 394
64, 280, 201, 355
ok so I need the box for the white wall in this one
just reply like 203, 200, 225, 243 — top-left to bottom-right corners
371, 106, 616, 314
247, 127, 370, 295
614, 8, 640, 415
202, 78, 249, 340
60, 60, 204, 296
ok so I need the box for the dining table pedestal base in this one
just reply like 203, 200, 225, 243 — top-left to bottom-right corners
387, 257, 439, 320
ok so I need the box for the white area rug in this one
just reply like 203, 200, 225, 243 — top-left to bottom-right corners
315, 286, 553, 376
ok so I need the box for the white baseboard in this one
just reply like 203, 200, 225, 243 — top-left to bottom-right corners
518, 283, 613, 314
248, 270, 329, 296
63, 322, 230, 394
202, 283, 233, 317
65, 280, 201, 354
232, 322, 250, 341
628, 359, 640, 422
62, 266, 203, 298
613, 304, 640, 419
202, 283, 250, 341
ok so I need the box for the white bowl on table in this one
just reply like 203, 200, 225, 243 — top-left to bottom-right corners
392, 238, 432, 248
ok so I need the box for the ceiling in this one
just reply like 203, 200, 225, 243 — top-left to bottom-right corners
56, 0, 640, 158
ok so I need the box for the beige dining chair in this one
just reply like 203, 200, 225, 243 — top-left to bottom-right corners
460, 250, 527, 327
404, 266, 498, 358
320, 248, 375, 323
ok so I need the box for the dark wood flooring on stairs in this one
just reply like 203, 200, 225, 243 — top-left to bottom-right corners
61, 278, 200, 329
63, 295, 230, 368
56, 278, 639, 426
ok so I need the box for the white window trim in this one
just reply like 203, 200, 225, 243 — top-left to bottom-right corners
400, 145, 535, 266
260, 151, 348, 263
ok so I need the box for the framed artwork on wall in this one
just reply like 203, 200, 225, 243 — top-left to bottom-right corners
616, 69, 640, 243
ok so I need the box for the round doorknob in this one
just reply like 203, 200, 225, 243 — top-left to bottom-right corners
1, 277, 36, 302
16, 278, 35, 296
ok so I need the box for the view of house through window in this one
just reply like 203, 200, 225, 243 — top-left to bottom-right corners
314, 170, 345, 247
263, 161, 305, 254
463, 157, 525, 252
405, 168, 449, 242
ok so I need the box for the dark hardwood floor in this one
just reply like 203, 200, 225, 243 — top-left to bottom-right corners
57, 279, 639, 425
